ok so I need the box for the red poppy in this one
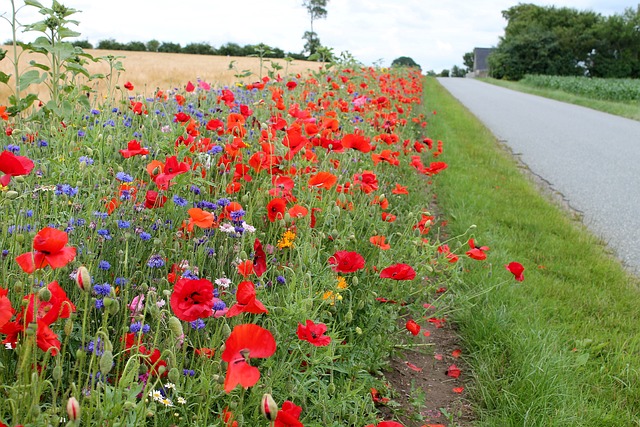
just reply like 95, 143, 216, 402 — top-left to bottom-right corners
267, 198, 287, 222
342, 132, 372, 153
186, 81, 195, 92
0, 288, 14, 329
0, 150, 35, 186
35, 320, 61, 355
124, 81, 134, 90
308, 171, 337, 190
119, 139, 150, 158
379, 263, 416, 281
237, 260, 255, 278
353, 170, 378, 194
405, 319, 421, 336
328, 251, 365, 273
274, 401, 303, 427
369, 235, 391, 250
391, 183, 408, 195
466, 238, 489, 260
370, 388, 390, 404
253, 239, 267, 277
297, 320, 331, 346
505, 261, 525, 281
446, 364, 461, 378
221, 323, 276, 392
0, 105, 8, 120
154, 156, 189, 189
15, 227, 76, 274
226, 281, 268, 317
188, 208, 215, 231
144, 190, 167, 209
170, 277, 215, 321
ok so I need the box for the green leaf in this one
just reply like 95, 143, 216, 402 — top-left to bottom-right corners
64, 62, 90, 78
18, 70, 47, 92
0, 49, 6, 61
24, 0, 45, 8
0, 71, 11, 84
58, 28, 81, 39
29, 60, 51, 71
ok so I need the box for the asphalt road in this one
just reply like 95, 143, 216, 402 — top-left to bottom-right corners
437, 77, 640, 273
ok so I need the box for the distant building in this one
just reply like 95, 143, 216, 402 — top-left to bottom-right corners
473, 47, 495, 77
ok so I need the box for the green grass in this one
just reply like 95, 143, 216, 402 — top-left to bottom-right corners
480, 77, 640, 121
425, 77, 640, 426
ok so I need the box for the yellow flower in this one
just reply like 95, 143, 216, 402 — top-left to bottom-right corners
336, 276, 348, 290
277, 230, 297, 249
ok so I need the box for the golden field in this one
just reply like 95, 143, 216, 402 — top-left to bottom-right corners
0, 46, 323, 104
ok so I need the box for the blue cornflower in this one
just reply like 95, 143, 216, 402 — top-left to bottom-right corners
39, 140, 48, 147
97, 229, 112, 240
208, 145, 223, 155
85, 338, 104, 355
93, 211, 108, 219
172, 195, 188, 207
196, 201, 217, 210
117, 220, 130, 229
77, 130, 86, 137
276, 275, 286, 285
95, 299, 104, 310
98, 260, 111, 270
190, 185, 201, 195
139, 232, 151, 241
183, 369, 195, 376
190, 319, 206, 330
115, 172, 133, 182
91, 109, 100, 115
103, 119, 116, 127
229, 209, 245, 221
2, 249, 9, 258
115, 277, 127, 286
93, 283, 111, 296
216, 198, 230, 207
181, 270, 199, 280
120, 190, 131, 201
79, 156, 94, 165
5, 144, 20, 154
24, 209, 33, 217
130, 321, 149, 334
212, 300, 226, 311
147, 254, 165, 268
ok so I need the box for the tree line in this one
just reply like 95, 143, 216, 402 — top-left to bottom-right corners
69, 39, 309, 61
489, 3, 640, 80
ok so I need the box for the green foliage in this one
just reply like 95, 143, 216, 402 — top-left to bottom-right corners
463, 51, 474, 72
182, 42, 216, 55
157, 41, 182, 53
124, 41, 146, 52
450, 65, 465, 77
520, 74, 640, 102
439, 69, 450, 77
72, 39, 92, 49
391, 56, 420, 69
491, 3, 640, 80
146, 39, 160, 52
96, 38, 125, 50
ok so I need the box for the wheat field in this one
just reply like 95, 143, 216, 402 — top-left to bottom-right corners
0, 46, 323, 103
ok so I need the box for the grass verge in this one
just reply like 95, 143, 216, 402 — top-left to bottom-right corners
424, 77, 640, 426
479, 77, 640, 121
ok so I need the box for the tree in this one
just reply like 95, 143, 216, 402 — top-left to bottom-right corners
463, 51, 474, 72
72, 39, 92, 49
451, 65, 466, 77
439, 69, 450, 77
146, 39, 160, 52
125, 41, 147, 52
391, 56, 421, 69
158, 42, 182, 53
183, 42, 216, 55
97, 38, 125, 50
302, 0, 329, 56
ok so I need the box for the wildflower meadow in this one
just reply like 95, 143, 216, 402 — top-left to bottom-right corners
0, 2, 526, 426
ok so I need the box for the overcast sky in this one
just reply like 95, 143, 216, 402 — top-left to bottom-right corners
1, 0, 634, 72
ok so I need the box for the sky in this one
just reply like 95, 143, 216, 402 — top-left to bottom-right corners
1, 0, 635, 72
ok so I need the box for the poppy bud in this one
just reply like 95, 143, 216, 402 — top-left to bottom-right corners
168, 316, 184, 338
66, 396, 80, 421
4, 191, 19, 200
100, 350, 114, 375
328, 382, 336, 394
52, 364, 63, 381
25, 322, 37, 336
168, 367, 180, 384
222, 324, 231, 338
76, 266, 91, 291
345, 310, 353, 323
260, 394, 278, 421
64, 318, 73, 336
38, 287, 52, 302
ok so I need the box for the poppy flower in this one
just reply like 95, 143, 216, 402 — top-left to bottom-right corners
154, 156, 189, 189
237, 260, 255, 278
369, 235, 391, 250
353, 170, 378, 194
15, 227, 76, 274
391, 183, 408, 195
119, 139, 149, 158
221, 323, 276, 392
505, 261, 525, 281
253, 239, 267, 277
35, 320, 61, 355
308, 171, 337, 190
124, 81, 134, 90
170, 277, 215, 321
0, 150, 35, 186
405, 319, 421, 336
370, 388, 390, 404
0, 105, 9, 120
188, 208, 215, 231
0, 288, 14, 329
328, 251, 365, 273
466, 238, 489, 260
267, 198, 287, 222
24, 280, 75, 325
297, 320, 331, 346
226, 281, 268, 317
379, 263, 416, 281
144, 190, 167, 209
342, 132, 372, 153
446, 364, 461, 378
274, 400, 303, 427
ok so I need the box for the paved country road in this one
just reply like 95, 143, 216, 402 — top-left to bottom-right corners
437, 77, 640, 273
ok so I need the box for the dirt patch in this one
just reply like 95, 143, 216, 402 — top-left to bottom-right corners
377, 307, 474, 426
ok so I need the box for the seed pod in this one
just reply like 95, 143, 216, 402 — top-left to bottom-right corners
38, 287, 52, 302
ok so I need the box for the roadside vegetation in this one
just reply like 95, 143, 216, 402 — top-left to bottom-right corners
426, 77, 640, 426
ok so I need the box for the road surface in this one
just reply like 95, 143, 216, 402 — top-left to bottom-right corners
437, 77, 640, 273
